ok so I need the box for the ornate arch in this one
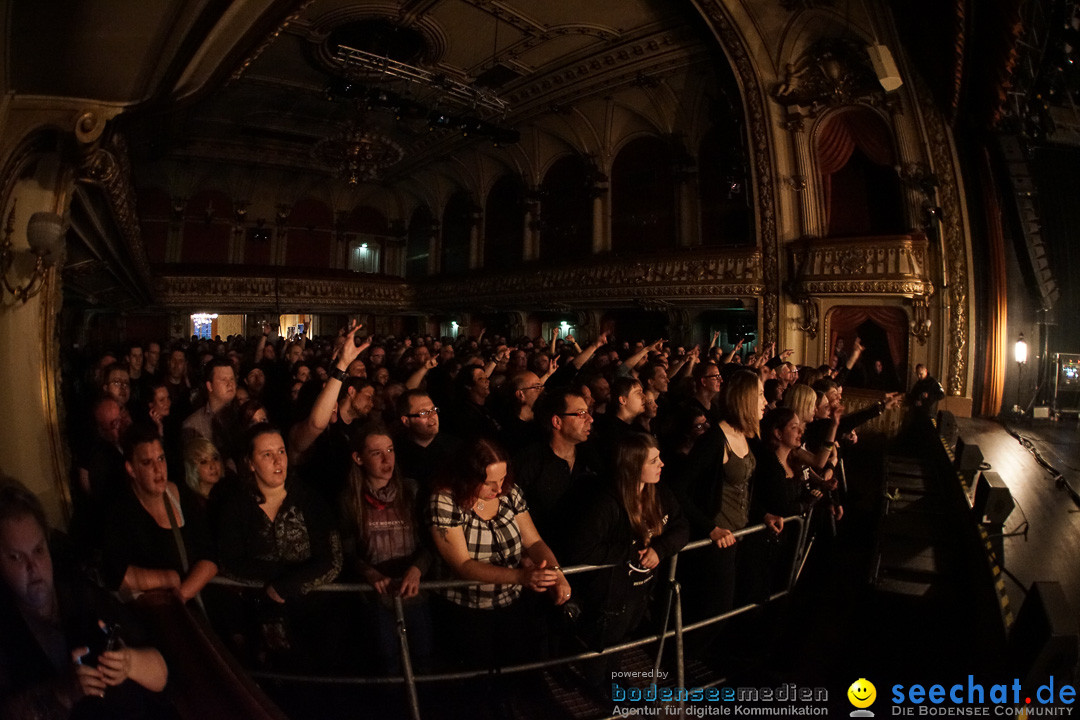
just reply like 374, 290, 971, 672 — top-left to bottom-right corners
691, 1, 782, 343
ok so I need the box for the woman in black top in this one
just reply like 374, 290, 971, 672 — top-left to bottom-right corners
103, 425, 217, 604
674, 370, 766, 622
566, 434, 688, 651
213, 423, 342, 666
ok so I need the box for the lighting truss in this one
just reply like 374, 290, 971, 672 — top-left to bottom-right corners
334, 45, 509, 116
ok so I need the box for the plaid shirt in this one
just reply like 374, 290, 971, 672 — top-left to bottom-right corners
429, 486, 527, 609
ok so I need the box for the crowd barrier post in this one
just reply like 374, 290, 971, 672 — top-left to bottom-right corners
393, 596, 422, 720
213, 515, 810, 719
652, 553, 679, 678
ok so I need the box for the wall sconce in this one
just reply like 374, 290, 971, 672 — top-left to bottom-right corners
1, 202, 65, 303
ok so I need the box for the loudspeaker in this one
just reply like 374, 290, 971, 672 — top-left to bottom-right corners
937, 410, 958, 449
867, 44, 903, 91
1008, 582, 1079, 687
971, 471, 1014, 524
954, 438, 983, 479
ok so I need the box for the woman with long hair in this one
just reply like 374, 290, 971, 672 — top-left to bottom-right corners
427, 437, 570, 669
566, 434, 688, 651
674, 369, 767, 622
214, 423, 342, 665
340, 423, 432, 672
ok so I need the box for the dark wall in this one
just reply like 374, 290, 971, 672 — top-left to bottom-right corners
1031, 144, 1080, 356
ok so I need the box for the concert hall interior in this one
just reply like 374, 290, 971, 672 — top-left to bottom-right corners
1, 0, 1079, 718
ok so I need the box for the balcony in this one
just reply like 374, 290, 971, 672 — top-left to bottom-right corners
155, 248, 764, 314
788, 234, 934, 298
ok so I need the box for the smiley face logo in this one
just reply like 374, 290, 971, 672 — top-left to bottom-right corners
847, 678, 876, 709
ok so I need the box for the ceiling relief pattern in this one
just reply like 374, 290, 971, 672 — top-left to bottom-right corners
74, 117, 154, 305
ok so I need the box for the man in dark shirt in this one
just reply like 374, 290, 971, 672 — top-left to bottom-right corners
499, 371, 544, 453
447, 366, 501, 441
513, 390, 601, 556
395, 390, 460, 496
0, 478, 168, 718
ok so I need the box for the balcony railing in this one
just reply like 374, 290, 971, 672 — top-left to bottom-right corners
788, 234, 934, 298
154, 247, 764, 313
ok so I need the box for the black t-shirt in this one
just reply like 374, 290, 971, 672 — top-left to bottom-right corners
0, 557, 167, 719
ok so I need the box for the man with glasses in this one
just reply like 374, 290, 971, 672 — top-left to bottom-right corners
395, 390, 459, 495
688, 360, 723, 424
512, 390, 600, 555
499, 371, 545, 452
100, 363, 132, 413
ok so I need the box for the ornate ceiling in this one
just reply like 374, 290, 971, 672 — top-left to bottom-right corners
88, 0, 721, 187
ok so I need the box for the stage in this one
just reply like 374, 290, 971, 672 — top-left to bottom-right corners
955, 416, 1080, 628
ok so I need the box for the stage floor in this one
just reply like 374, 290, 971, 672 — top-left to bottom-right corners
956, 416, 1080, 625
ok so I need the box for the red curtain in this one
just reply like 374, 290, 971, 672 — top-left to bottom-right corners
828, 306, 909, 370
817, 109, 897, 227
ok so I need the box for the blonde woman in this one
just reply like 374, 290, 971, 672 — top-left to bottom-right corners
183, 437, 223, 501
675, 369, 766, 621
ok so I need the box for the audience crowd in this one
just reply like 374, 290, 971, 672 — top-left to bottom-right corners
2, 321, 933, 715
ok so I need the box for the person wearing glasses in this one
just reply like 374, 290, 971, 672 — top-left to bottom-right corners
499, 371, 545, 452
565, 433, 688, 653
512, 390, 601, 556
395, 390, 461, 497
101, 363, 132, 413
658, 404, 711, 492
688, 360, 723, 424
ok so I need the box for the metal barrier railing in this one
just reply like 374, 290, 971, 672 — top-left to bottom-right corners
209, 514, 811, 720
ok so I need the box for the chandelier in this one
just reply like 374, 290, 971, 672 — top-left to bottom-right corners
312, 121, 405, 184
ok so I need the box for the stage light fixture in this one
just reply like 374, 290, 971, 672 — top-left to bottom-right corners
1015, 333, 1028, 364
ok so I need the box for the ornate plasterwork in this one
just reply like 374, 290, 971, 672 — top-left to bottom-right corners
788, 235, 934, 297
770, 38, 884, 110
74, 114, 153, 304
230, 0, 318, 83
692, 1, 780, 344
916, 85, 968, 396
156, 249, 762, 314
157, 274, 411, 312
413, 249, 764, 311
789, 235, 935, 345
